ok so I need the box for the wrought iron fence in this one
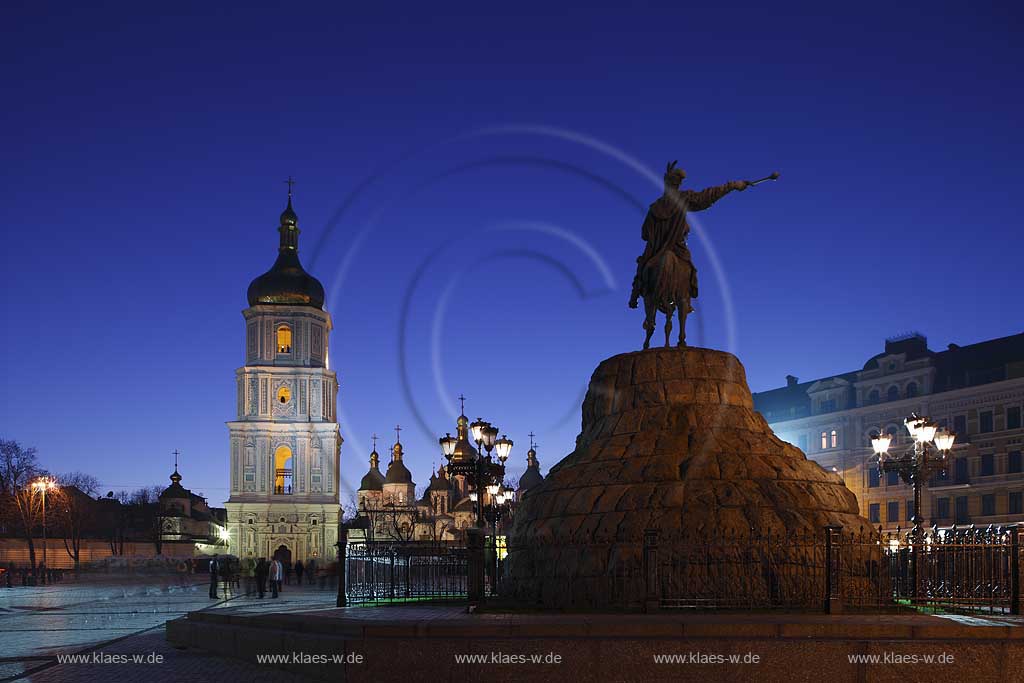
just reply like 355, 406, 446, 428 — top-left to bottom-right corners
654, 530, 833, 610
874, 524, 1020, 613
344, 541, 468, 605
648, 524, 1022, 614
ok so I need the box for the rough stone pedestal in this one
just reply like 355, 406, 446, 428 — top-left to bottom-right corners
505, 347, 874, 609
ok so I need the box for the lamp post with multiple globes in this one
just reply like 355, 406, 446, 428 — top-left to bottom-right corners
439, 411, 514, 598
871, 413, 956, 598
439, 419, 512, 527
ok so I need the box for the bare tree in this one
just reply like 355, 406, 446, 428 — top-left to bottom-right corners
128, 486, 164, 505
99, 492, 126, 556
0, 440, 46, 573
53, 472, 100, 570
340, 493, 360, 524
421, 512, 453, 546
127, 486, 166, 556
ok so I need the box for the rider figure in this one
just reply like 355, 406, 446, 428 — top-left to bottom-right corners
629, 162, 749, 310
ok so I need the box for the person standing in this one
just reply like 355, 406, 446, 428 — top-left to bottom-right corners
306, 558, 316, 585
294, 559, 304, 585
269, 557, 282, 598
243, 556, 256, 596
208, 555, 220, 599
255, 558, 268, 598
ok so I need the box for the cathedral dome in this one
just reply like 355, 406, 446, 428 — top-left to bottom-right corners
359, 450, 385, 491
518, 464, 545, 491
518, 446, 544, 491
247, 195, 325, 309
384, 442, 414, 485
384, 460, 413, 485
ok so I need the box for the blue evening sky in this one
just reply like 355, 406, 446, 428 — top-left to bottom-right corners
3, 1, 1022, 505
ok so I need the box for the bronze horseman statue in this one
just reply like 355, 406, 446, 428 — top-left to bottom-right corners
629, 161, 778, 349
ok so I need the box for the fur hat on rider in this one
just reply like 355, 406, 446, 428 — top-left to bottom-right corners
664, 160, 686, 186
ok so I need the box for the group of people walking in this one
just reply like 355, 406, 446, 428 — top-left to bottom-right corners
208, 554, 317, 599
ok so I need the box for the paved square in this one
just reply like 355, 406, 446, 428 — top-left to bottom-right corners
0, 575, 340, 682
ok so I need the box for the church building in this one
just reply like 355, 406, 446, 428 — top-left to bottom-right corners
224, 188, 342, 564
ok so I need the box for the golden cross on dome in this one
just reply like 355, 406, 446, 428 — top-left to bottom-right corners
371, 434, 378, 452
458, 394, 466, 415
394, 424, 402, 444
172, 449, 181, 470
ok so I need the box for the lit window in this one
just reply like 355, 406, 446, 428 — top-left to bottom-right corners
277, 325, 292, 353
274, 446, 293, 495
277, 386, 291, 404
830, 430, 838, 448
821, 432, 828, 449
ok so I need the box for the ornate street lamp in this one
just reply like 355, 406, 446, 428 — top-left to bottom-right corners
872, 413, 956, 598
440, 401, 516, 599
442, 412, 509, 528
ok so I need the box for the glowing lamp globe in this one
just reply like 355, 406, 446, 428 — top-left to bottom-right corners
439, 433, 457, 458
933, 429, 956, 452
494, 435, 513, 462
871, 433, 892, 456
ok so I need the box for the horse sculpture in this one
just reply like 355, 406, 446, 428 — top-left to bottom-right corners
637, 246, 693, 349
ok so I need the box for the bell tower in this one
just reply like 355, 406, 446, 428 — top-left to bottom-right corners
225, 183, 342, 562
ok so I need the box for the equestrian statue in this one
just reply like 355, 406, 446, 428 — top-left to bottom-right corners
629, 161, 778, 349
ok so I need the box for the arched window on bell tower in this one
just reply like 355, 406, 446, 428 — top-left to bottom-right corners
277, 325, 292, 354
274, 446, 293, 495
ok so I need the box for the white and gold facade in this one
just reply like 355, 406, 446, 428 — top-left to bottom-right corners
224, 192, 342, 563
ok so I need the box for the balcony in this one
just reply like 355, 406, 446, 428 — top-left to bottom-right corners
274, 469, 293, 495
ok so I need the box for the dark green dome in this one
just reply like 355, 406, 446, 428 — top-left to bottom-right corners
358, 450, 386, 491
247, 196, 325, 309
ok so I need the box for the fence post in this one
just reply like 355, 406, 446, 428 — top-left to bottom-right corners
643, 528, 659, 613
335, 525, 348, 608
824, 525, 843, 614
466, 527, 485, 605
1012, 525, 1021, 616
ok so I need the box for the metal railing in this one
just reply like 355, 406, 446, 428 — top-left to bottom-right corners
344, 541, 469, 605
643, 524, 1022, 614
875, 524, 1019, 613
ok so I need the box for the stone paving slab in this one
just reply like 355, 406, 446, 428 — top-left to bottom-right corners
0, 576, 341, 682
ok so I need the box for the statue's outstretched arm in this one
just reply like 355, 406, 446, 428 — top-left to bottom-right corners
685, 182, 747, 212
